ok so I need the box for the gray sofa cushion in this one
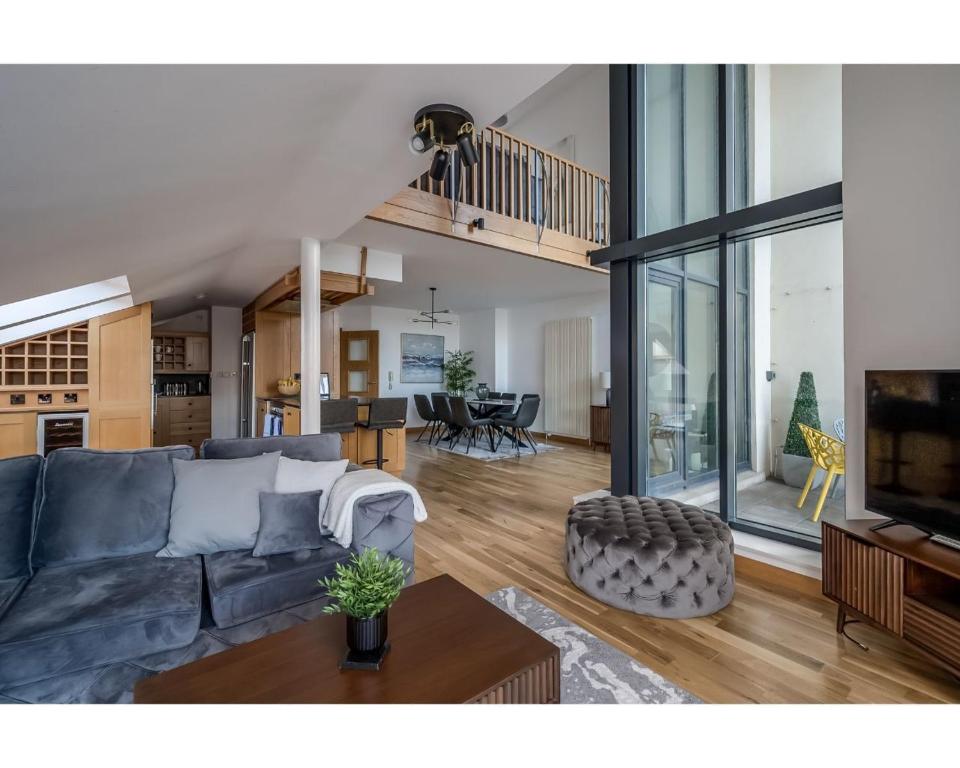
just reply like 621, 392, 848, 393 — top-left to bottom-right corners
200, 434, 343, 462
0, 578, 27, 623
157, 452, 281, 558
203, 541, 352, 629
0, 552, 202, 688
0, 454, 42, 579
32, 446, 195, 569
252, 490, 325, 557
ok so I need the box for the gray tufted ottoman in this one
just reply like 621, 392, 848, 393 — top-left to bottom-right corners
565, 496, 735, 618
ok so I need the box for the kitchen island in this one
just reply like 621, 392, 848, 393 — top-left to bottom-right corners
256, 396, 405, 474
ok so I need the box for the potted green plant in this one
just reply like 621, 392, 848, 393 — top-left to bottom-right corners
318, 547, 408, 665
781, 371, 824, 488
443, 349, 476, 397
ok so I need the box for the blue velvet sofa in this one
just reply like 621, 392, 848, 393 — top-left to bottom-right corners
0, 434, 416, 695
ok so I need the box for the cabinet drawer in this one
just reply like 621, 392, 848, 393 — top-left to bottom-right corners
168, 397, 210, 412
169, 409, 209, 426
903, 597, 960, 668
169, 422, 211, 438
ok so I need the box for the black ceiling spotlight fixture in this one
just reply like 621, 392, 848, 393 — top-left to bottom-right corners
456, 130, 478, 167
409, 103, 478, 176
429, 147, 449, 181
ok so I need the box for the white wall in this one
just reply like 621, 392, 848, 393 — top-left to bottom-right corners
505, 66, 609, 177
339, 304, 460, 426
842, 65, 960, 518
458, 308, 509, 391
506, 291, 610, 433
210, 305, 242, 439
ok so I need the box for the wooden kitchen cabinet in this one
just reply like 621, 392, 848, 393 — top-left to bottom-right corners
283, 405, 301, 436
153, 395, 210, 454
184, 335, 210, 372
0, 411, 37, 459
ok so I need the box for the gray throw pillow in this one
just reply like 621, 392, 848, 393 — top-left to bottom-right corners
252, 490, 325, 557
157, 452, 281, 557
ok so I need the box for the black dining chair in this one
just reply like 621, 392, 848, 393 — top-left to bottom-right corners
357, 397, 407, 469
413, 393, 441, 443
449, 396, 494, 455
520, 393, 538, 401
488, 391, 516, 418
495, 395, 540, 455
431, 393, 454, 445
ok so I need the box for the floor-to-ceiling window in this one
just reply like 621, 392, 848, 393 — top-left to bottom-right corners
602, 64, 842, 548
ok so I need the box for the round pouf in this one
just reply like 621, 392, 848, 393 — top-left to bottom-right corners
565, 496, 735, 618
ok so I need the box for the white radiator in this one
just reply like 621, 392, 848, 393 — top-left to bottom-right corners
544, 317, 592, 439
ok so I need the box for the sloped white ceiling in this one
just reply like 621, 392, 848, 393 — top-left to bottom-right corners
0, 64, 564, 318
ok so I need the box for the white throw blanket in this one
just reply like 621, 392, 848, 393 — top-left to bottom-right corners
322, 469, 428, 549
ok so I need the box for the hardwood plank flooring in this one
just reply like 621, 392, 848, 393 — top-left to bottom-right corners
400, 434, 960, 703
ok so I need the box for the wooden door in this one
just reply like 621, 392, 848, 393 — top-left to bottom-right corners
0, 412, 37, 459
340, 330, 378, 399
88, 303, 153, 449
321, 309, 341, 398
185, 335, 210, 372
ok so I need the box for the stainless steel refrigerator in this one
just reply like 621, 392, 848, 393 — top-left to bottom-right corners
240, 332, 256, 437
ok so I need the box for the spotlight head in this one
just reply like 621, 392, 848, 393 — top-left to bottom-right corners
429, 148, 449, 181
457, 130, 478, 167
409, 127, 434, 155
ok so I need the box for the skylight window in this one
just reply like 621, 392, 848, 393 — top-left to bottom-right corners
0, 276, 132, 345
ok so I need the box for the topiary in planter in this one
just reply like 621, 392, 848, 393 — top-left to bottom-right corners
784, 371, 822, 458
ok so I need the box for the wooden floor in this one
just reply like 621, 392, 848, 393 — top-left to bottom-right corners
401, 433, 960, 703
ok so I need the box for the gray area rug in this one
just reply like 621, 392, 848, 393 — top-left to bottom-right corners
487, 587, 700, 704
432, 438, 560, 462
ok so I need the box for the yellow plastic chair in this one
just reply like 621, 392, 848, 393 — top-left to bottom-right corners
796, 423, 846, 522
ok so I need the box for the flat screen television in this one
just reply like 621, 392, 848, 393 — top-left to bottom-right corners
865, 370, 960, 539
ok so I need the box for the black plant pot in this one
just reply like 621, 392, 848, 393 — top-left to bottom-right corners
346, 611, 389, 654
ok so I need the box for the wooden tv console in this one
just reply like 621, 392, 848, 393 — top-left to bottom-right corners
823, 518, 960, 678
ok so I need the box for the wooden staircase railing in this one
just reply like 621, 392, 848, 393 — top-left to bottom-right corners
410, 126, 609, 247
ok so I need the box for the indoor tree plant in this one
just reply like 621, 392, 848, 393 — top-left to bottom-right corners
781, 370, 824, 488
443, 349, 476, 397
318, 547, 409, 662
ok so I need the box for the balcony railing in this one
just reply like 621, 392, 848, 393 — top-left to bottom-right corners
410, 126, 609, 247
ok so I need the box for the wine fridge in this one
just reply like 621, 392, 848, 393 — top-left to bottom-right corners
37, 412, 89, 456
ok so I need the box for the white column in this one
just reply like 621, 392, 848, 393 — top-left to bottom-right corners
300, 237, 322, 434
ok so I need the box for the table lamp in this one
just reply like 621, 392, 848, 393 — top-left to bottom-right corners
599, 371, 612, 406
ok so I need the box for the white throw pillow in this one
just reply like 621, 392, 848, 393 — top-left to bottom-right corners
274, 456, 349, 519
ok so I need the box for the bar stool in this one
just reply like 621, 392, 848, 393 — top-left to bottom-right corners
358, 397, 407, 469
320, 398, 358, 434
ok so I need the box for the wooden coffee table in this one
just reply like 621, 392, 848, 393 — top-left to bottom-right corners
134, 574, 560, 703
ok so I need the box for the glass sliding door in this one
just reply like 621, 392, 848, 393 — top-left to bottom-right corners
644, 250, 721, 501
729, 223, 845, 544
647, 274, 682, 483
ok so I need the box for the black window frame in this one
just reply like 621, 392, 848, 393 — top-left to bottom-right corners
598, 64, 843, 550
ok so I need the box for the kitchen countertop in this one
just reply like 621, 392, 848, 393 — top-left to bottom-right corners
256, 396, 377, 409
